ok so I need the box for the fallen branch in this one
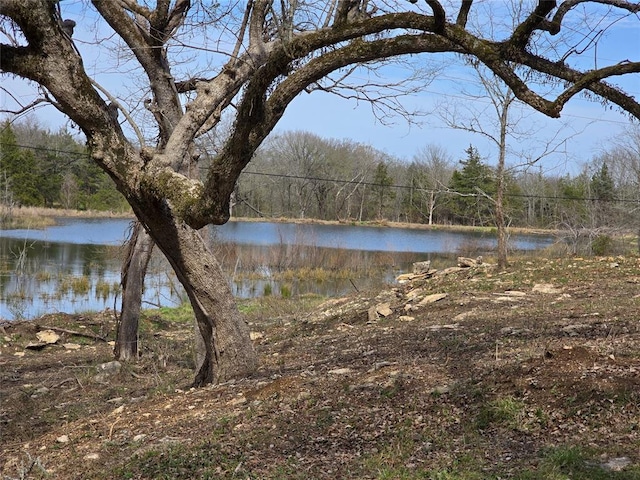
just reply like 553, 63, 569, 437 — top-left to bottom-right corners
38, 326, 107, 342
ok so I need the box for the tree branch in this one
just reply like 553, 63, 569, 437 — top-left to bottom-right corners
90, 79, 146, 147
0, 92, 48, 116
545, 0, 640, 35
185, 32, 456, 227
232, 0, 254, 63
92, 0, 183, 146
456, 0, 473, 27
164, 0, 191, 42
509, 1, 557, 49
426, 0, 446, 32
552, 61, 640, 114
512, 50, 640, 119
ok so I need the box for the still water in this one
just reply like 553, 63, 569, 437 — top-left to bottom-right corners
0, 218, 553, 320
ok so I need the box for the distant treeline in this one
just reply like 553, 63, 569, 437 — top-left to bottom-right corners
233, 131, 638, 232
1, 122, 639, 233
0, 120, 128, 213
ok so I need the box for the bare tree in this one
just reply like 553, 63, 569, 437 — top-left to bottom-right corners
439, 56, 590, 267
592, 125, 640, 250
1, 1, 639, 385
409, 144, 453, 225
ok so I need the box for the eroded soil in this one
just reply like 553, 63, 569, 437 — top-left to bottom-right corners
1, 256, 639, 479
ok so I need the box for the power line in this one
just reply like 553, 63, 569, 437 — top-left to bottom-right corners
0, 142, 88, 157
3, 142, 640, 205
240, 169, 640, 205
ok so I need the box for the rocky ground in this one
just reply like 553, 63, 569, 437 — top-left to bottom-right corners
1, 256, 640, 479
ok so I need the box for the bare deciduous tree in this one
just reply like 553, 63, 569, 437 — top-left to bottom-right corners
1, 1, 639, 385
409, 144, 453, 225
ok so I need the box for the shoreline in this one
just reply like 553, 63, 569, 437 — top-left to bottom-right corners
5, 205, 556, 236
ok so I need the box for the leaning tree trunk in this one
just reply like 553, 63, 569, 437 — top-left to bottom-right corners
114, 222, 154, 361
141, 214, 257, 385
495, 181, 508, 270
496, 102, 509, 270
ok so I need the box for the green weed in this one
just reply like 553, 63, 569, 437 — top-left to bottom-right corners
476, 396, 525, 430
514, 446, 640, 480
115, 442, 242, 479
151, 302, 194, 323
280, 283, 292, 298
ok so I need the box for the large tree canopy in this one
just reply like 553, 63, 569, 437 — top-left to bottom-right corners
1, 0, 638, 385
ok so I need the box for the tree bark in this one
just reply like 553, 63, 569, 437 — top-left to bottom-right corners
138, 210, 257, 384
114, 223, 154, 361
496, 92, 510, 270
495, 173, 508, 269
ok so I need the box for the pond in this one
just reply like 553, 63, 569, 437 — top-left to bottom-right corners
0, 218, 554, 320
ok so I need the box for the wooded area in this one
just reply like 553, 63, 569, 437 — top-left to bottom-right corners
238, 133, 640, 232
0, 120, 128, 214
2, 121, 638, 236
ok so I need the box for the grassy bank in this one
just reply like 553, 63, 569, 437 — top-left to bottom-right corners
1, 206, 133, 229
3, 205, 556, 236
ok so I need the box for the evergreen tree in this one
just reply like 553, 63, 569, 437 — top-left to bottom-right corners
446, 146, 496, 225
0, 123, 42, 206
590, 162, 616, 226
591, 162, 615, 201
372, 161, 395, 219
556, 173, 589, 226
2, 120, 129, 211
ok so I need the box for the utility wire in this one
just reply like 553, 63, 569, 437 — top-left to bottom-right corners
241, 169, 640, 205
3, 141, 640, 205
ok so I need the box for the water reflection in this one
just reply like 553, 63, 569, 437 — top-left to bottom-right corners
0, 219, 554, 321
0, 217, 133, 245
213, 221, 553, 252
0, 237, 179, 321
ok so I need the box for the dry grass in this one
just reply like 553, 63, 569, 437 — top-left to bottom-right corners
1, 206, 133, 230
9, 206, 133, 219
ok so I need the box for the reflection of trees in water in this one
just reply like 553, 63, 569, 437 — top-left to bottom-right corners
212, 241, 485, 277
0, 238, 125, 320
0, 223, 554, 319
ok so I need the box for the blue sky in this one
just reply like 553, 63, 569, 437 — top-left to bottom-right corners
2, 1, 638, 175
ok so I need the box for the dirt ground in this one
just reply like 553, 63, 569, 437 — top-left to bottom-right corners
1, 256, 639, 479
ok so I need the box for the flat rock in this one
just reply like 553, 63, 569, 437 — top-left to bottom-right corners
437, 267, 465, 276
495, 291, 527, 297
36, 330, 60, 344
396, 273, 417, 284
602, 457, 632, 471
93, 361, 122, 383
418, 293, 448, 305
367, 305, 379, 322
492, 296, 523, 303
412, 260, 431, 274
405, 288, 425, 301
249, 332, 264, 341
453, 310, 476, 322
376, 303, 393, 317
458, 256, 483, 267
426, 323, 460, 331
97, 360, 122, 375
532, 283, 563, 294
